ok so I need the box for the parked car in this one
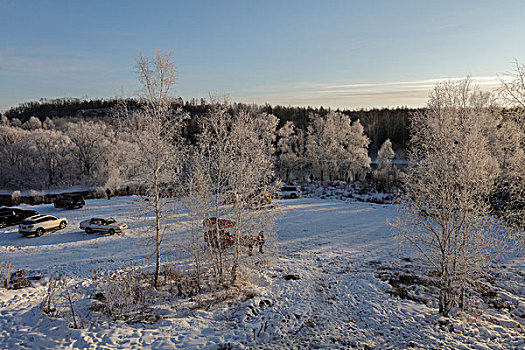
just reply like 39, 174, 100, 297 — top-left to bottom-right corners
54, 194, 85, 210
79, 217, 127, 235
278, 184, 301, 199
19, 215, 68, 237
0, 207, 39, 228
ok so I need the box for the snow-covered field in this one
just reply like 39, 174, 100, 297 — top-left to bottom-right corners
0, 197, 523, 349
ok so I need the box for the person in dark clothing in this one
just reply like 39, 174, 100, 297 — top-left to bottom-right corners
126, 185, 131, 196
106, 188, 111, 200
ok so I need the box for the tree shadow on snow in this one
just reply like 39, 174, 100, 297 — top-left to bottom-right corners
0, 230, 118, 248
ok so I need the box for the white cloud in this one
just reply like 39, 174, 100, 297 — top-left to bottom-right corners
236, 76, 503, 108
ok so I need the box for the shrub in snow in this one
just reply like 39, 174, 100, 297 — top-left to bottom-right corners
92, 267, 154, 324
11, 190, 21, 205
95, 186, 107, 198
29, 189, 45, 204
41, 272, 63, 316
40, 274, 86, 329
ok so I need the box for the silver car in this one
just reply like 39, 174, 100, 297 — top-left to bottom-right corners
80, 217, 127, 235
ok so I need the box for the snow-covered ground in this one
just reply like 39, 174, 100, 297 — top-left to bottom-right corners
0, 197, 523, 349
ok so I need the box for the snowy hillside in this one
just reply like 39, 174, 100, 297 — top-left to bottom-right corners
0, 197, 523, 349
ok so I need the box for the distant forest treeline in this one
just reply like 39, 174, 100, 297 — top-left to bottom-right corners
3, 97, 413, 155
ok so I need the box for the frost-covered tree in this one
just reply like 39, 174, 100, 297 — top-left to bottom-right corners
252, 111, 279, 151
10, 118, 22, 128
66, 121, 110, 181
121, 50, 186, 288
30, 129, 72, 187
345, 119, 371, 181
277, 121, 305, 181
306, 112, 370, 181
227, 109, 276, 283
395, 79, 506, 316
181, 147, 211, 287
392, 79, 504, 316
188, 102, 232, 286
499, 60, 525, 113
104, 138, 141, 189
43, 117, 55, 130
22, 116, 42, 130
374, 139, 397, 191
0, 125, 31, 188
191, 101, 277, 287
497, 61, 525, 232
0, 115, 9, 126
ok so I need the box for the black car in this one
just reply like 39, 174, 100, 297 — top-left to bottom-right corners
0, 207, 39, 228
53, 194, 85, 210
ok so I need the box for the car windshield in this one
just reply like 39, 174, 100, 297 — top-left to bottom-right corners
106, 218, 115, 224
282, 186, 297, 191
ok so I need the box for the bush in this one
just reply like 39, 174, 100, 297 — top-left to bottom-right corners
11, 191, 21, 205
91, 267, 155, 323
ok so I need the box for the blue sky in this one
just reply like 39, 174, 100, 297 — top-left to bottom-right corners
1, 0, 524, 111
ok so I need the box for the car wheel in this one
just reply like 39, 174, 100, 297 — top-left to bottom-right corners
36, 228, 44, 237
108, 229, 115, 235
85, 227, 92, 234
59, 221, 67, 229
291, 193, 297, 198
0, 222, 6, 229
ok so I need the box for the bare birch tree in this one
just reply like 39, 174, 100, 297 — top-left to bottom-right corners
497, 61, 525, 234
191, 101, 277, 288
121, 50, 187, 287
180, 148, 212, 288
392, 79, 504, 316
